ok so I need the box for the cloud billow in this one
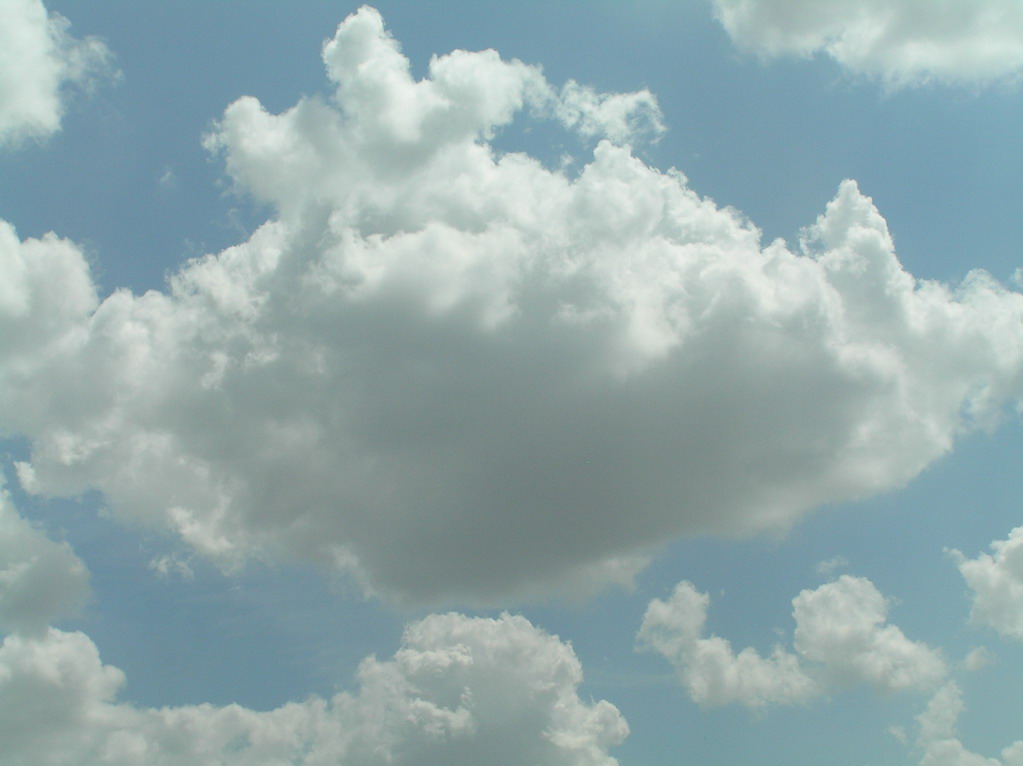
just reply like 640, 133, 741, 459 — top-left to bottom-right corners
3, 7, 1023, 605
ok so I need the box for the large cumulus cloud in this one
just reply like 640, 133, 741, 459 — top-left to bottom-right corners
0, 612, 626, 766
712, 0, 1023, 88
3, 6, 1023, 605
0, 0, 112, 146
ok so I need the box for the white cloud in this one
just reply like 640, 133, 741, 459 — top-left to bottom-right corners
553, 80, 664, 145
3, 6, 1023, 605
638, 576, 945, 708
916, 682, 1023, 766
314, 6, 660, 154
713, 0, 1023, 87
0, 219, 98, 360
0, 478, 89, 637
636, 580, 819, 707
792, 575, 947, 693
0, 614, 627, 766
0, 0, 113, 146
950, 527, 1023, 641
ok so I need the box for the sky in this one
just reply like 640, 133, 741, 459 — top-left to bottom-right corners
1, 1, 1023, 764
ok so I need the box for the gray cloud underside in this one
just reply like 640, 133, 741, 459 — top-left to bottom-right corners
3, 7, 1023, 605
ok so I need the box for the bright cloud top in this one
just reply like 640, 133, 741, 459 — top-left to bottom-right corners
3, 6, 1023, 606
0, 611, 626, 766
951, 526, 1023, 641
0, 0, 112, 146
638, 576, 946, 708
713, 0, 1023, 87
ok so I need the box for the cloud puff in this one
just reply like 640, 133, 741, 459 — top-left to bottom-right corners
712, 0, 1023, 87
636, 580, 819, 707
950, 527, 1023, 641
3, 6, 1023, 606
916, 682, 1023, 766
791, 575, 947, 693
638, 576, 945, 708
0, 614, 626, 766
0, 0, 113, 146
0, 478, 89, 637
961, 646, 995, 672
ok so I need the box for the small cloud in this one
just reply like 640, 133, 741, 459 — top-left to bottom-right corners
950, 527, 1023, 641
963, 646, 995, 671
148, 553, 194, 581
157, 166, 177, 189
915, 682, 1023, 764
638, 575, 946, 709
712, 0, 1023, 89
0, 0, 116, 147
815, 555, 849, 576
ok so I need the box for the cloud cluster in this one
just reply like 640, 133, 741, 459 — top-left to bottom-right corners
0, 611, 626, 766
3, 6, 1023, 606
713, 0, 1023, 87
916, 682, 1023, 766
951, 527, 1023, 641
0, 0, 112, 146
638, 576, 946, 708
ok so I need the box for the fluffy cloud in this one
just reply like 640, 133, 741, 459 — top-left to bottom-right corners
791, 575, 947, 692
3, 6, 1023, 605
0, 613, 626, 766
638, 576, 945, 708
713, 0, 1023, 87
0, 478, 89, 636
950, 527, 1023, 641
0, 0, 112, 146
916, 682, 1023, 766
636, 580, 819, 707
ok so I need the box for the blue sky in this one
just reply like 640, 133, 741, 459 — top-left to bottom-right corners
2, 2, 1023, 765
